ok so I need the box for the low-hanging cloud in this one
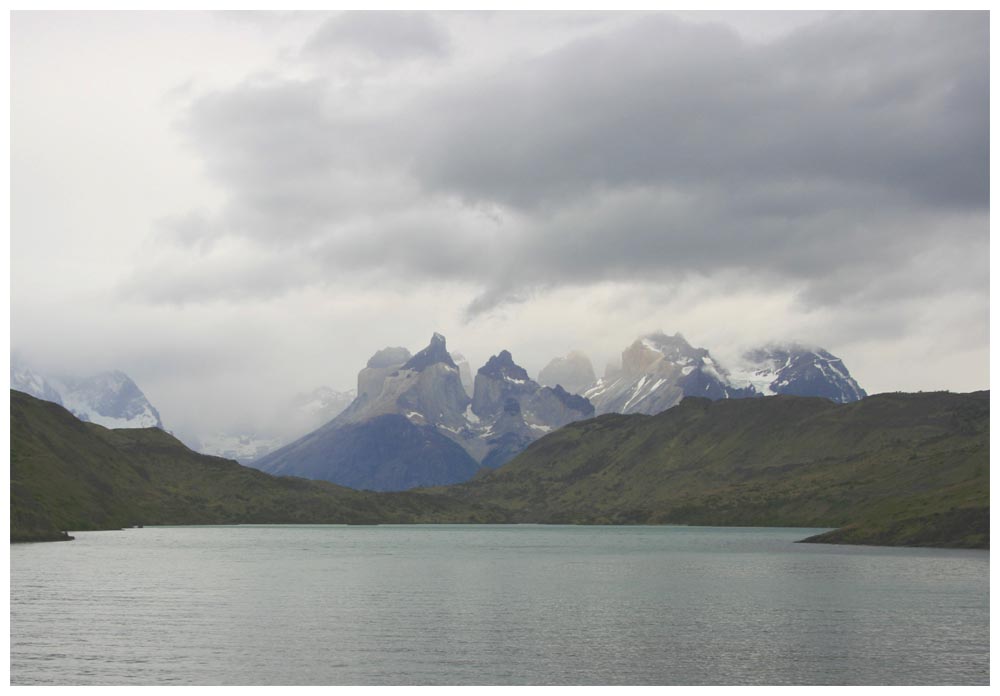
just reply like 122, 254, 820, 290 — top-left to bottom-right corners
126, 11, 988, 320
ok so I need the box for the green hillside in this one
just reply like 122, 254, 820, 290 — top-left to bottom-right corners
433, 391, 989, 548
11, 389, 989, 548
10, 390, 503, 542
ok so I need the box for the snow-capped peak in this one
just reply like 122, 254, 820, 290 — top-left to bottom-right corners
733, 344, 866, 403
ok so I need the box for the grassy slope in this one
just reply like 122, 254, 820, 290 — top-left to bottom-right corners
12, 389, 989, 549
433, 391, 988, 548
10, 390, 504, 542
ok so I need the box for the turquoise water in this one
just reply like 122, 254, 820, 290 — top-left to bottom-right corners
10, 525, 989, 685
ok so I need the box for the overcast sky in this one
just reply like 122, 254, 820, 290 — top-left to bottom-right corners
10, 11, 990, 442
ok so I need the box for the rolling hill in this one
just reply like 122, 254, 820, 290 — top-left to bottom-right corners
433, 391, 989, 548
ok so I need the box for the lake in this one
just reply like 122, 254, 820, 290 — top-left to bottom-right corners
10, 525, 989, 685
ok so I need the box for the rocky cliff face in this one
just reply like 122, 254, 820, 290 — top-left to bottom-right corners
472, 350, 535, 418
537, 350, 596, 395
356, 346, 412, 403
470, 350, 595, 468
337, 333, 471, 435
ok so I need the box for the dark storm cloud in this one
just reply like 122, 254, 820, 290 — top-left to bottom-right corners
410, 12, 986, 210
302, 11, 451, 62
137, 11, 988, 317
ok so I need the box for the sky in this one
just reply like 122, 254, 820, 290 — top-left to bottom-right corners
10, 11, 990, 443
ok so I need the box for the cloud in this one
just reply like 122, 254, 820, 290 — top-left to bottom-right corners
302, 11, 451, 62
127, 11, 987, 323
408, 12, 986, 210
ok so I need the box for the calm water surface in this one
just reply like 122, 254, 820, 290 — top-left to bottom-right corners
10, 525, 989, 685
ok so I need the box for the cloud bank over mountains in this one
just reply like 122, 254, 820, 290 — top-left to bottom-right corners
11, 11, 989, 441
133, 12, 986, 319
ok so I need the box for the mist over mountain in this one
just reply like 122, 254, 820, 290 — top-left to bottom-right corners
193, 386, 357, 463
10, 358, 63, 406
451, 352, 475, 397
538, 351, 597, 395
289, 386, 357, 425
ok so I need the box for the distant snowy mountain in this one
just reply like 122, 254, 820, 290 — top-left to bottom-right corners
730, 344, 867, 403
10, 358, 163, 430
56, 371, 164, 429
584, 332, 754, 415
582, 332, 867, 416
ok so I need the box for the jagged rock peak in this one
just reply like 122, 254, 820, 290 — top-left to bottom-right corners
479, 350, 530, 382
367, 346, 412, 369
402, 332, 457, 372
546, 384, 594, 416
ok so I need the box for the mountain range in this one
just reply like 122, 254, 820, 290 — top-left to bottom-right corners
575, 333, 866, 416
253, 334, 594, 490
11, 330, 868, 491
252, 331, 866, 491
